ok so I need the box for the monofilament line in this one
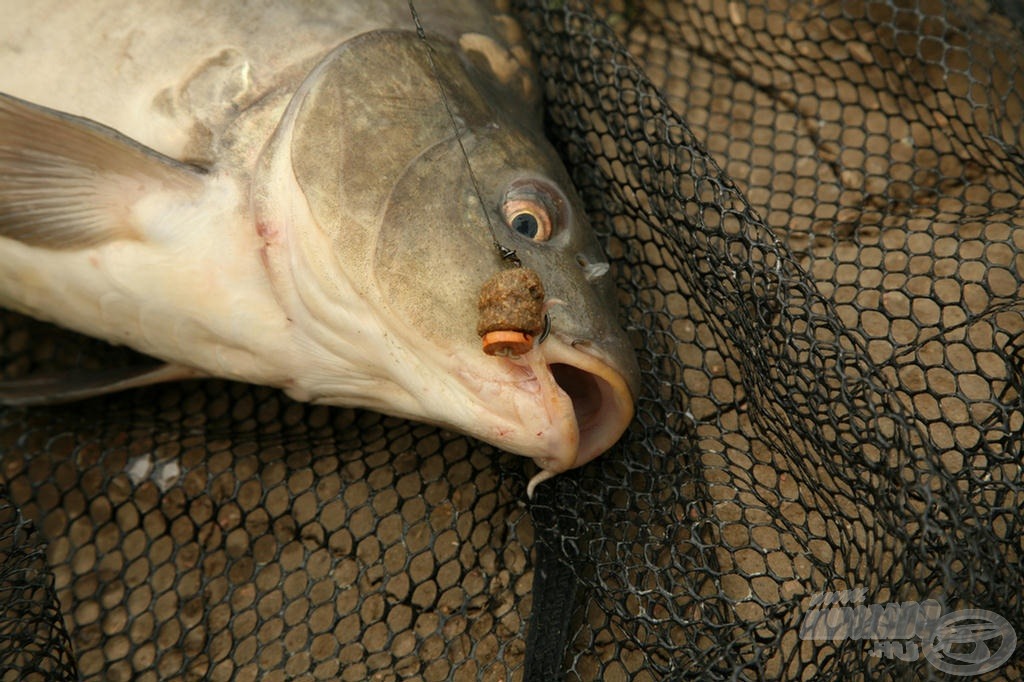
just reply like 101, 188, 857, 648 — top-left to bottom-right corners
407, 0, 521, 268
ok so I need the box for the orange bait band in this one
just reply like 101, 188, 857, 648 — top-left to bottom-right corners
477, 268, 546, 357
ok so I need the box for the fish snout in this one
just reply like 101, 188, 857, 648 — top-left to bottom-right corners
516, 334, 637, 495
546, 336, 637, 465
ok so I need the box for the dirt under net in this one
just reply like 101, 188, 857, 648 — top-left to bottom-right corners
1, 0, 1023, 680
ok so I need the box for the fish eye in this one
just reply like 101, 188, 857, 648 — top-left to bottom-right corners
502, 198, 552, 242
511, 212, 540, 239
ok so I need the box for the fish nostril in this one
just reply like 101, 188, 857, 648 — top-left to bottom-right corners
575, 253, 610, 281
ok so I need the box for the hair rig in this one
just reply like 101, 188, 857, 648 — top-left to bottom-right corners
477, 267, 548, 357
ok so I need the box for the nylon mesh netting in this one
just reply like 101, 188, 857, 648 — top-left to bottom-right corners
1, 0, 1023, 679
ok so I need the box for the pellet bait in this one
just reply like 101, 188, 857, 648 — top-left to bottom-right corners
476, 267, 546, 357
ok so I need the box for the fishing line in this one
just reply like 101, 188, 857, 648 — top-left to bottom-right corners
407, 0, 520, 268
407, 1, 550, 356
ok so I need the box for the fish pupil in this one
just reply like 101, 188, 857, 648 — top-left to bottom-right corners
512, 213, 539, 239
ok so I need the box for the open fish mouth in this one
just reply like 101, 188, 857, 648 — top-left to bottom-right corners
545, 340, 635, 463
490, 335, 635, 495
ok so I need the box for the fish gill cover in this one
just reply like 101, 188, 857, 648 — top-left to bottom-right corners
1, 0, 1023, 680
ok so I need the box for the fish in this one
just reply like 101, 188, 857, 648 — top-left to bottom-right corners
0, 0, 640, 494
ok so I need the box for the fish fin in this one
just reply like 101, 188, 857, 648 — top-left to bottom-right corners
0, 363, 199, 406
0, 92, 206, 249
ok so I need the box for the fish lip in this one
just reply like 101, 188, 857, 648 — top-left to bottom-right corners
545, 336, 635, 465
507, 334, 636, 483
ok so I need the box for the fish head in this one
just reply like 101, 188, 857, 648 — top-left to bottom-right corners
378, 133, 642, 487
259, 29, 639, 487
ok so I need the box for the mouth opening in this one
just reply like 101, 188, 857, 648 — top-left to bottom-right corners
548, 361, 629, 468
550, 363, 603, 431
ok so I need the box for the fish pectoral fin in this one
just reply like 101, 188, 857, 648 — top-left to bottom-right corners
0, 92, 207, 249
0, 363, 200, 406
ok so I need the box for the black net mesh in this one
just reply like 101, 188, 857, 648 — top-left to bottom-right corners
0, 485, 77, 681
1, 0, 1023, 679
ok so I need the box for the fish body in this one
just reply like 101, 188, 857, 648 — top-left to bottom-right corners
0, 0, 639, 491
